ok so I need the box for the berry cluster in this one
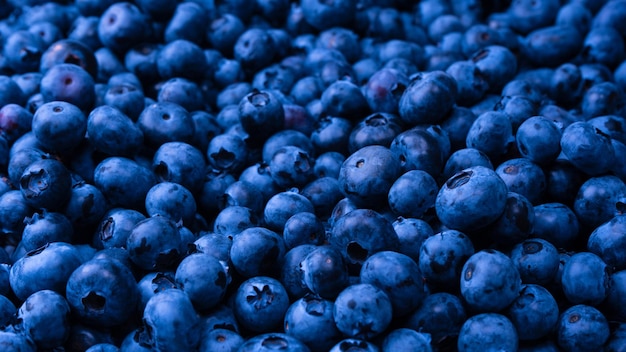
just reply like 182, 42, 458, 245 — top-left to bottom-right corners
0, 0, 625, 351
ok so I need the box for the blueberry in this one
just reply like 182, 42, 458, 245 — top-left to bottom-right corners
264, 190, 314, 232
0, 190, 33, 238
579, 63, 613, 89
32, 101, 86, 153
399, 71, 457, 126
460, 249, 522, 312
142, 289, 201, 351
311, 151, 344, 180
104, 84, 146, 121
507, 0, 560, 34
233, 276, 290, 333
65, 257, 139, 328
164, 2, 208, 45
588, 214, 626, 271
40, 39, 98, 79
220, 180, 264, 215
190, 111, 221, 153
136, 271, 177, 311
495, 158, 546, 205
0, 263, 10, 298
581, 82, 625, 120
199, 328, 244, 352
220, 86, 255, 118
378, 40, 425, 69
196, 171, 234, 218
317, 27, 360, 63
252, 65, 296, 96
606, 270, 626, 321
522, 25, 583, 68
69, 17, 102, 51
617, 61, 626, 92
457, 313, 518, 352
419, 230, 474, 289
405, 292, 467, 343
574, 175, 626, 229
269, 146, 314, 189
85, 343, 119, 352
21, 211, 72, 252
333, 283, 392, 340
213, 59, 246, 89
213, 205, 259, 238
175, 253, 229, 312
360, 251, 425, 316
556, 3, 592, 34
338, 145, 401, 208
15, 290, 71, 349
19, 158, 72, 212
282, 212, 326, 249
516, 116, 562, 165
300, 177, 343, 220
280, 244, 317, 300
587, 115, 626, 145
137, 102, 195, 149
592, 0, 626, 28
321, 80, 370, 121
10, 242, 82, 302
348, 113, 404, 156
238, 89, 285, 147
145, 182, 196, 226
207, 14, 245, 57
388, 170, 438, 219
157, 78, 205, 113
301, 0, 357, 31
87, 105, 143, 157
238, 333, 310, 352
328, 338, 379, 352
436, 166, 508, 232
127, 216, 183, 271
124, 43, 160, 84
284, 294, 342, 352
557, 304, 610, 351
494, 95, 538, 132
230, 226, 286, 278
40, 64, 95, 112
581, 27, 625, 69
0, 330, 36, 351
94, 208, 145, 249
290, 76, 324, 107
300, 246, 349, 300
152, 141, 207, 194
382, 329, 432, 352
511, 239, 560, 285
0, 294, 15, 328
120, 327, 152, 352
329, 209, 400, 272
545, 161, 587, 208
234, 29, 277, 74
442, 148, 493, 182
392, 217, 434, 262
93, 157, 156, 210
561, 252, 609, 305
445, 60, 489, 107
465, 111, 514, 160
311, 116, 353, 155
97, 2, 151, 54
485, 192, 535, 247
3, 30, 45, 74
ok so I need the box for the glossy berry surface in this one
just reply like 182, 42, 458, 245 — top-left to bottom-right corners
0, 0, 623, 351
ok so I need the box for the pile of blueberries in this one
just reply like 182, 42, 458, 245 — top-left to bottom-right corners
0, 0, 626, 351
